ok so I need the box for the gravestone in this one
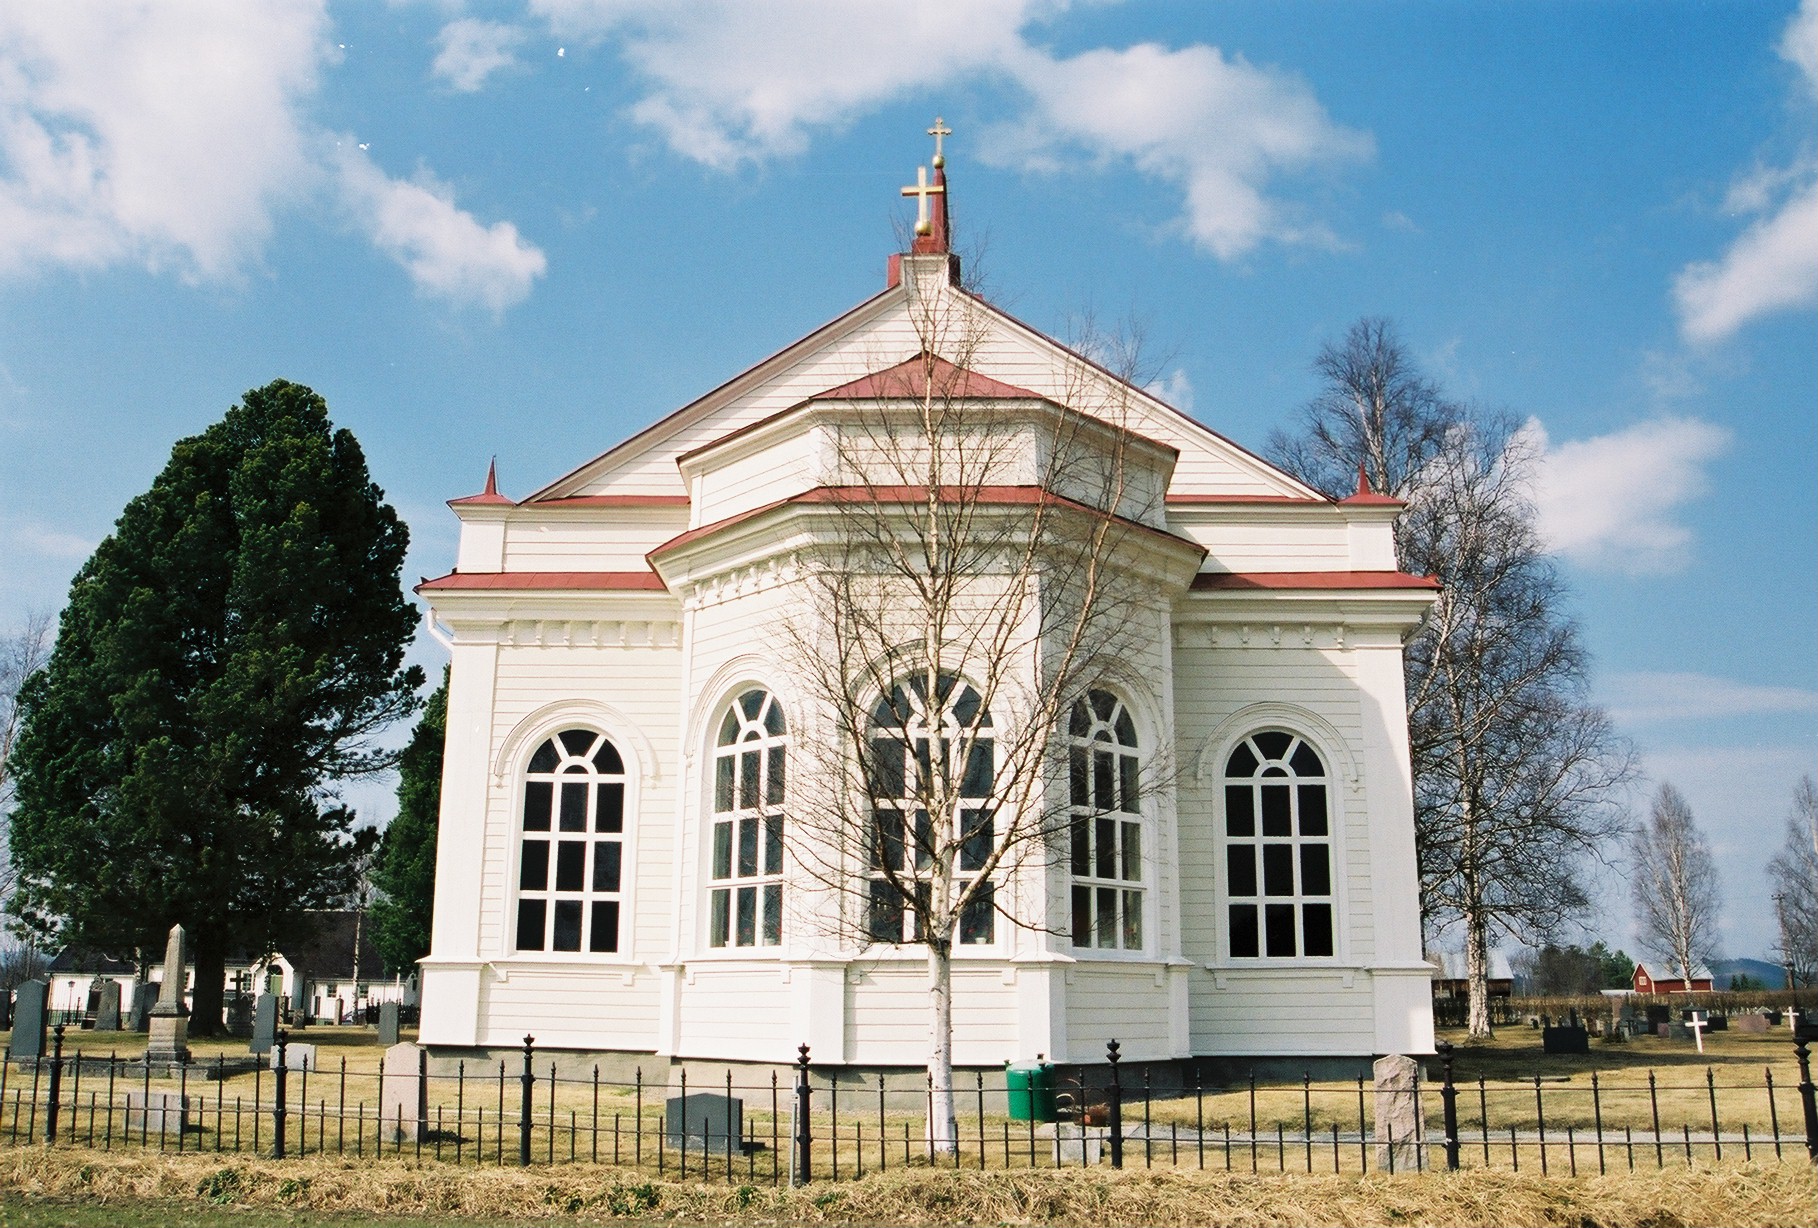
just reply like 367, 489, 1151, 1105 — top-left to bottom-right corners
249, 994, 278, 1056
128, 984, 152, 1033
290, 973, 309, 1023
125, 1091, 191, 1137
94, 980, 122, 1031
7, 979, 47, 1060
378, 1000, 400, 1047
380, 1042, 427, 1143
1734, 1013, 1770, 1034
1372, 1054, 1423, 1173
1646, 1004, 1671, 1026
270, 1042, 316, 1072
1542, 1024, 1590, 1054
665, 1091, 745, 1151
1666, 1020, 1691, 1041
0, 987, 13, 1031
145, 924, 190, 1063
1037, 1121, 1105, 1165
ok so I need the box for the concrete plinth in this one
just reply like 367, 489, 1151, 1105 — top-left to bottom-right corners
145, 1014, 190, 1064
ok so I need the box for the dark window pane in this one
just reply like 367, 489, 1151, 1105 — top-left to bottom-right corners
959, 809, 992, 872
559, 782, 588, 831
712, 822, 732, 880
1300, 845, 1331, 897
552, 901, 582, 952
1092, 690, 1115, 722
1261, 766, 1288, 778
1253, 731, 1291, 761
737, 816, 758, 877
764, 697, 785, 737
1070, 748, 1089, 807
519, 840, 549, 891
868, 880, 903, 944
1226, 846, 1256, 897
1119, 756, 1140, 814
1225, 786, 1254, 837
589, 901, 619, 953
766, 746, 786, 805
1289, 741, 1324, 777
1070, 817, 1089, 876
1264, 903, 1297, 957
952, 683, 982, 727
594, 841, 622, 893
1302, 904, 1334, 957
718, 709, 740, 746
869, 739, 905, 798
764, 814, 784, 875
1114, 709, 1136, 747
709, 889, 729, 947
1096, 886, 1117, 948
560, 730, 596, 759
1262, 844, 1295, 896
913, 739, 933, 794
1094, 751, 1114, 810
522, 781, 553, 831
873, 811, 904, 872
555, 841, 585, 891
960, 882, 994, 944
739, 751, 760, 809
1121, 822, 1141, 881
715, 756, 734, 812
1069, 701, 1090, 736
911, 881, 932, 942
738, 689, 763, 720
595, 782, 624, 833
515, 900, 546, 951
592, 739, 624, 774
1122, 889, 1142, 949
735, 886, 756, 946
1095, 817, 1116, 880
1260, 786, 1291, 837
1072, 885, 1092, 947
1225, 742, 1258, 777
1228, 905, 1258, 958
962, 740, 992, 797
1298, 785, 1327, 836
913, 810, 934, 870
762, 883, 783, 945
528, 740, 559, 773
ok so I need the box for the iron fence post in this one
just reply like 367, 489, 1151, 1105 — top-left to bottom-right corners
1106, 1039, 1123, 1170
795, 1043, 813, 1185
1794, 1027, 1818, 1163
273, 1030, 288, 1159
519, 1035, 535, 1167
1436, 1039, 1459, 1171
44, 1024, 65, 1145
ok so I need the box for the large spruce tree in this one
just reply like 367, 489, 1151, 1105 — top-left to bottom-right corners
8, 380, 422, 1033
368, 671, 444, 972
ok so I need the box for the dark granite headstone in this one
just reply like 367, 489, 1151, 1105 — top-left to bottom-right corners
1646, 1004, 1671, 1025
128, 985, 152, 1033
378, 1000, 400, 1047
249, 994, 278, 1056
665, 1091, 745, 1151
8, 980, 47, 1059
1542, 1025, 1590, 1054
95, 980, 122, 1031
0, 989, 12, 1031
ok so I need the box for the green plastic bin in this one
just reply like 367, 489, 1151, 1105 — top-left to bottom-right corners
1005, 1060, 1057, 1122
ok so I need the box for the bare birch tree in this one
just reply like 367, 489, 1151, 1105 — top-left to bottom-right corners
1768, 775, 1817, 988
0, 610, 55, 903
1268, 320, 1630, 1038
1630, 783, 1721, 989
774, 283, 1190, 1152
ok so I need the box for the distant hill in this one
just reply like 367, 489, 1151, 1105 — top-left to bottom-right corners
1710, 958, 1788, 989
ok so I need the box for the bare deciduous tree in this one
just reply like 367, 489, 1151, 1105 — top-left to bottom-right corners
1268, 320, 1630, 1038
0, 609, 56, 903
1631, 783, 1722, 989
773, 281, 1190, 1151
1768, 775, 1818, 988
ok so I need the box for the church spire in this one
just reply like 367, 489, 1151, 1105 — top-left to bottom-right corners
901, 116, 953, 255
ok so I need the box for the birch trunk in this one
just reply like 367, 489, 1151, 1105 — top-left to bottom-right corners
927, 942, 957, 1154
1464, 905, 1492, 1039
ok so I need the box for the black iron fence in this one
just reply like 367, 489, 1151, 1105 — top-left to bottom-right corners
3, 1027, 1815, 1180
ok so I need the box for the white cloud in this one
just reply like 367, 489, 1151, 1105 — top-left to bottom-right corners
0, 2, 547, 310
337, 149, 547, 312
2, 519, 96, 561
0, 1, 326, 280
1605, 671, 1818, 727
1672, 0, 1818, 343
1526, 416, 1729, 574
433, 18, 527, 92
531, 0, 1370, 260
1145, 368, 1194, 411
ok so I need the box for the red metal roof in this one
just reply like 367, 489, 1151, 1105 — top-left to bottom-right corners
416, 570, 667, 593
815, 353, 1046, 403
1190, 570, 1438, 592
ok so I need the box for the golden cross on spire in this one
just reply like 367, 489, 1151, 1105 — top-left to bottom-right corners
928, 116, 951, 168
900, 164, 945, 236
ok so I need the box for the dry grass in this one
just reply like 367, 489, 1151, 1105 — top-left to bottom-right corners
0, 1147, 1811, 1226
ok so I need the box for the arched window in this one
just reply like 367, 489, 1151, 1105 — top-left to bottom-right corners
515, 729, 627, 954
1222, 731, 1334, 959
865, 672, 995, 946
709, 689, 786, 948
1069, 689, 1144, 951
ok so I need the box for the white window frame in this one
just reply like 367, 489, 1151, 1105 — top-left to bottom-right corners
1067, 689, 1151, 957
509, 726, 634, 961
705, 688, 788, 952
1218, 728, 1341, 963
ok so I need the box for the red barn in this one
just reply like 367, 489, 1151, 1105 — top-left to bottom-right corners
1632, 963, 1714, 994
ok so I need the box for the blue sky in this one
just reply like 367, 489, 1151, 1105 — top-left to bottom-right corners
1, 1, 1813, 964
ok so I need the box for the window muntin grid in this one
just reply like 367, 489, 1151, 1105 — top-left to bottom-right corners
515, 729, 626, 955
1068, 689, 1145, 951
864, 672, 995, 946
709, 689, 786, 949
1222, 730, 1334, 960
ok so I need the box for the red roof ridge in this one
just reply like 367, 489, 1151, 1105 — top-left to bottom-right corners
1190, 570, 1438, 592
816, 352, 1045, 403
416, 570, 667, 593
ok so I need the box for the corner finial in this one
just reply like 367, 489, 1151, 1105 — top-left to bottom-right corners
484, 457, 499, 496
1355, 462, 1372, 497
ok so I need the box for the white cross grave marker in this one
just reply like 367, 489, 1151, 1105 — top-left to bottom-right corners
1786, 1005, 1800, 1031
1687, 1011, 1708, 1054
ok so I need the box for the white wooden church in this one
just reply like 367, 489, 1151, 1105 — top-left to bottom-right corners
417, 129, 1437, 1074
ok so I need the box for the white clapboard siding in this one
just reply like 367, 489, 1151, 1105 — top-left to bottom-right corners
478, 969, 663, 1049
502, 516, 689, 570
1188, 970, 1376, 1055
844, 966, 1022, 1065
1177, 521, 1353, 572
1063, 968, 1173, 1059
676, 968, 796, 1058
